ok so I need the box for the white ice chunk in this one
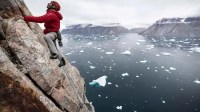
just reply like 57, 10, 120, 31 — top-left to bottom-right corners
105, 52, 113, 54
136, 75, 140, 78
90, 66, 96, 69
162, 100, 166, 104
89, 76, 108, 87
136, 42, 140, 45
115, 84, 119, 87
122, 50, 131, 55
194, 79, 200, 84
161, 52, 171, 56
190, 47, 200, 53
169, 67, 176, 70
122, 73, 129, 77
70, 61, 76, 64
80, 50, 84, 53
146, 45, 154, 50
140, 60, 147, 63
138, 39, 146, 42
108, 82, 112, 85
65, 53, 72, 55
87, 42, 92, 46
116, 106, 122, 110
156, 54, 160, 57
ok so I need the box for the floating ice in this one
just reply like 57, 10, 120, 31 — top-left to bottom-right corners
90, 66, 96, 69
122, 73, 129, 77
115, 84, 119, 87
140, 60, 147, 63
136, 75, 140, 78
122, 50, 131, 55
136, 42, 140, 45
80, 50, 84, 53
105, 52, 113, 54
138, 39, 146, 42
190, 47, 200, 53
147, 67, 150, 70
65, 53, 72, 56
169, 67, 176, 70
108, 82, 112, 85
146, 45, 154, 50
89, 76, 108, 87
98, 94, 101, 97
161, 52, 171, 56
194, 79, 200, 84
87, 42, 92, 46
156, 54, 160, 57
116, 106, 122, 110
162, 100, 166, 104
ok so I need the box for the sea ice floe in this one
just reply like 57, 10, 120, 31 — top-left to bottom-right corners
89, 75, 108, 87
122, 73, 129, 77
116, 106, 122, 110
136, 75, 140, 78
122, 50, 131, 55
140, 60, 147, 63
90, 66, 96, 69
162, 100, 166, 104
146, 45, 154, 50
105, 52, 114, 54
161, 52, 171, 56
190, 47, 200, 53
156, 54, 160, 57
169, 67, 176, 70
136, 42, 140, 45
65, 53, 72, 55
87, 42, 92, 46
108, 82, 112, 85
80, 50, 84, 53
115, 84, 119, 87
194, 79, 200, 84
138, 39, 146, 42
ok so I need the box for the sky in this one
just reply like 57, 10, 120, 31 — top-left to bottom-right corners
24, 0, 200, 29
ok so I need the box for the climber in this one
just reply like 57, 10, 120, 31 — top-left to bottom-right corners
18, 1, 65, 67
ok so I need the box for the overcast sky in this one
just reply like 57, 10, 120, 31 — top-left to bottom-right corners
24, 0, 200, 29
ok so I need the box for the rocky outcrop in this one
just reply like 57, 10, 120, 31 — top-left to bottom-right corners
140, 17, 200, 38
0, 0, 94, 112
61, 24, 129, 36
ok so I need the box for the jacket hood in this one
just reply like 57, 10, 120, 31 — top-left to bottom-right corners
48, 10, 63, 20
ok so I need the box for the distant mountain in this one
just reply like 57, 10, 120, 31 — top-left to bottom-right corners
61, 23, 130, 36
129, 28, 146, 33
140, 17, 200, 38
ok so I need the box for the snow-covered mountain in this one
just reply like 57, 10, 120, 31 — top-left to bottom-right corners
61, 23, 130, 36
140, 17, 200, 38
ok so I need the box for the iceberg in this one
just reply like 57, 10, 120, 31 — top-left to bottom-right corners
89, 76, 108, 87
194, 79, 200, 84
140, 60, 147, 63
90, 66, 96, 69
105, 52, 114, 54
169, 67, 176, 70
116, 106, 122, 110
122, 73, 129, 77
190, 47, 200, 53
161, 52, 171, 56
122, 50, 131, 55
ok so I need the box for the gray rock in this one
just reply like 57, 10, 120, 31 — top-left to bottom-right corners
0, 0, 95, 112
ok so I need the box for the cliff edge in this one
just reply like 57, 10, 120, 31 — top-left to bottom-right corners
0, 0, 94, 112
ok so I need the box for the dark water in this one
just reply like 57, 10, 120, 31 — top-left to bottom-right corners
61, 34, 200, 112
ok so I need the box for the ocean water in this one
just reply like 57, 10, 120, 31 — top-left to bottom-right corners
61, 34, 200, 112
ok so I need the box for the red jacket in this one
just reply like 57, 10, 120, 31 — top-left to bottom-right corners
24, 10, 63, 34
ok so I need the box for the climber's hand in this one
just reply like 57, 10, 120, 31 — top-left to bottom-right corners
58, 41, 63, 47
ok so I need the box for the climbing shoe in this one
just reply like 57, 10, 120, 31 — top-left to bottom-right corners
58, 57, 66, 67
50, 53, 58, 59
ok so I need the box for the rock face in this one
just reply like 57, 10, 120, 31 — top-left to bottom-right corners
140, 17, 200, 38
0, 0, 94, 112
61, 23, 129, 36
